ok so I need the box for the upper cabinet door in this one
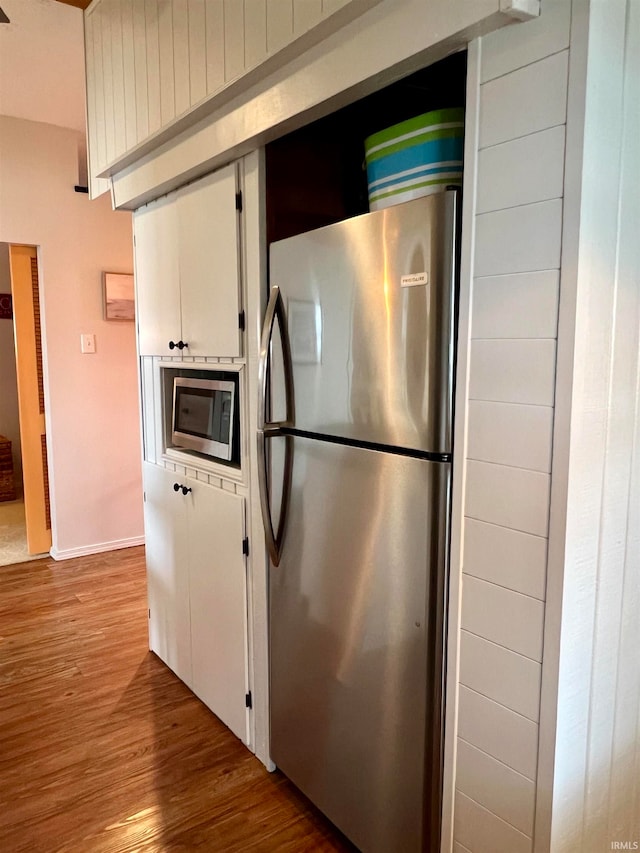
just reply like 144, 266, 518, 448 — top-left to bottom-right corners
135, 196, 181, 356
178, 164, 242, 358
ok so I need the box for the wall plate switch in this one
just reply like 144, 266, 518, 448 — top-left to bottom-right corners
81, 333, 96, 354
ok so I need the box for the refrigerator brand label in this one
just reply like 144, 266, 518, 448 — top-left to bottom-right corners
401, 272, 428, 288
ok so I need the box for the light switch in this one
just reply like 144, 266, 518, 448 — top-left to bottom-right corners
81, 333, 96, 354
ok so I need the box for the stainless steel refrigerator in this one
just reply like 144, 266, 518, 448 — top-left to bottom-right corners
257, 190, 458, 853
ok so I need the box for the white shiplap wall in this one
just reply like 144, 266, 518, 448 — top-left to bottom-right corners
453, 3, 570, 851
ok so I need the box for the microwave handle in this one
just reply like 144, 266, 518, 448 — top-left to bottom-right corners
257, 285, 295, 566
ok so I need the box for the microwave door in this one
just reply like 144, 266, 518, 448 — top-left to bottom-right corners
172, 377, 235, 460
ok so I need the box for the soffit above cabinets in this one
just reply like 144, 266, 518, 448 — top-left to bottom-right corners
86, 0, 538, 209
84, 0, 384, 197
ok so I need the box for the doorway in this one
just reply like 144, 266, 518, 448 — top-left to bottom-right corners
0, 243, 51, 566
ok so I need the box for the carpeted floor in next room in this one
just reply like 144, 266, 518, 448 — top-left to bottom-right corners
0, 498, 32, 566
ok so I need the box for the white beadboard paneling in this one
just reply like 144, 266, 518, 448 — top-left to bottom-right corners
101, 0, 116, 163
145, 0, 162, 134
245, 0, 268, 69
267, 0, 293, 54
469, 339, 557, 407
322, 0, 349, 13
85, 21, 98, 183
454, 791, 532, 853
188, 0, 207, 105
464, 518, 547, 600
458, 685, 539, 779
460, 631, 541, 722
158, 0, 176, 125
121, 0, 138, 150
205, 0, 225, 94
477, 125, 565, 214
224, 0, 245, 82
472, 270, 559, 339
465, 460, 551, 537
457, 738, 536, 835
467, 400, 553, 473
479, 50, 568, 148
294, 0, 321, 35
173, 0, 191, 115
110, 0, 127, 158
90, 8, 107, 172
481, 0, 571, 82
462, 575, 545, 661
132, 0, 149, 141
475, 199, 563, 277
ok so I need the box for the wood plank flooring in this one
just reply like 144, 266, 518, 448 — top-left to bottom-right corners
0, 547, 356, 852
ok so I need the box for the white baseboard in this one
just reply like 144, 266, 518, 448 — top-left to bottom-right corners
50, 535, 145, 561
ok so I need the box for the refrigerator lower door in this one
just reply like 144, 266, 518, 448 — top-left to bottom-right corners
269, 436, 450, 853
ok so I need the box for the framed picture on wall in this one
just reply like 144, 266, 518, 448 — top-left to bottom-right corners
103, 272, 134, 321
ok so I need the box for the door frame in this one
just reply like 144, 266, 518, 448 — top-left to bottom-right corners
8, 243, 52, 556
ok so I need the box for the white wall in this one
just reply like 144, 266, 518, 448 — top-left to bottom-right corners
0, 0, 86, 133
0, 115, 143, 558
541, 0, 640, 849
0, 242, 21, 487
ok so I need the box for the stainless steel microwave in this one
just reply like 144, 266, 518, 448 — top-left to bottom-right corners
171, 376, 236, 461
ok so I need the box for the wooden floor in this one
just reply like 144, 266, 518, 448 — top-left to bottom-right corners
0, 547, 356, 852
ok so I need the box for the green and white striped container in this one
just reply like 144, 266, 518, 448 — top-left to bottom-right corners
364, 108, 464, 210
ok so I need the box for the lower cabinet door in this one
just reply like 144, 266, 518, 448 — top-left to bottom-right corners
143, 462, 192, 686
187, 480, 248, 743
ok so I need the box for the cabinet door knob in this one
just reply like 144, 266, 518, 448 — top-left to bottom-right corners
169, 340, 177, 350
173, 482, 192, 496
177, 340, 188, 350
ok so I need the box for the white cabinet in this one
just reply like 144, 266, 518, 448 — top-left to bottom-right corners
143, 462, 249, 742
188, 478, 249, 742
134, 163, 242, 358
178, 167, 242, 357
134, 195, 181, 357
143, 461, 192, 685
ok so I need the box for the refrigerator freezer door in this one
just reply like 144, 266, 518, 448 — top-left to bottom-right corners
269, 191, 457, 455
269, 436, 450, 853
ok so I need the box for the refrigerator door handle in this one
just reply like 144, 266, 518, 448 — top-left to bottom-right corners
257, 285, 295, 566
257, 431, 293, 566
257, 285, 295, 432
